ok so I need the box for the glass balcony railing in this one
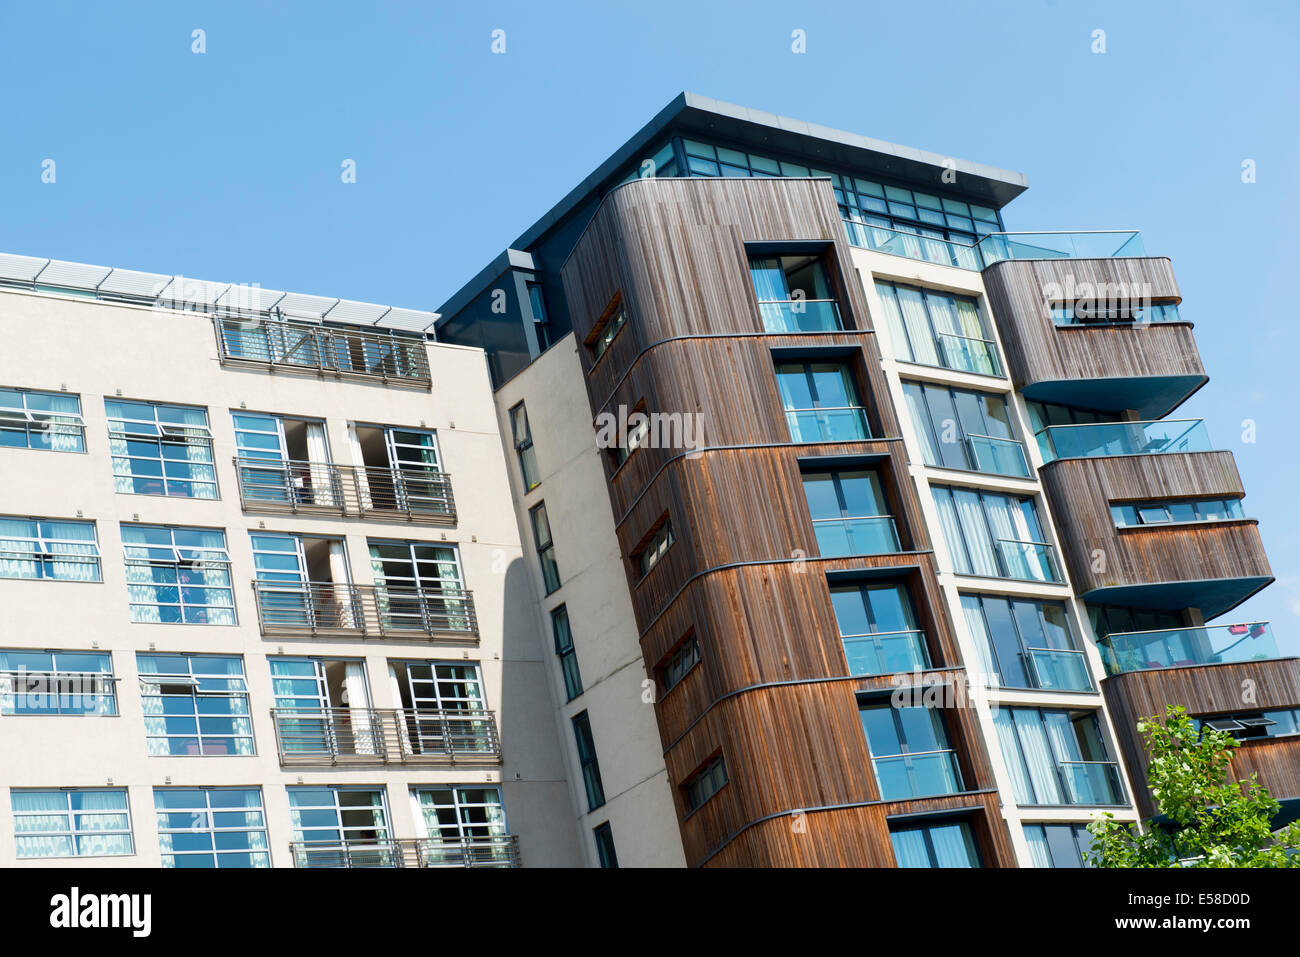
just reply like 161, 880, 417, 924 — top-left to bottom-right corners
784, 406, 870, 443
812, 516, 901, 557
841, 629, 930, 676
1098, 621, 1283, 676
842, 220, 983, 270
1058, 761, 1126, 806
966, 434, 1030, 478
995, 539, 1064, 583
842, 222, 1147, 272
1037, 419, 1211, 463
873, 749, 965, 801
1025, 648, 1094, 692
936, 332, 1002, 376
757, 300, 843, 333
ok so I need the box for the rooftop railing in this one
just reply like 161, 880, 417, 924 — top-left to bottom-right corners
290, 835, 520, 868
233, 457, 455, 524
271, 707, 500, 765
842, 221, 1147, 272
251, 581, 478, 641
1098, 621, 1283, 676
216, 316, 431, 387
1036, 418, 1211, 463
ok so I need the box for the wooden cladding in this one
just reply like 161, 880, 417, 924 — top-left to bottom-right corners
1101, 659, 1300, 817
1038, 452, 1271, 598
982, 257, 1206, 413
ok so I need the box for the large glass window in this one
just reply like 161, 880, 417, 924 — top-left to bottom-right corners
0, 517, 101, 581
802, 469, 899, 557
775, 361, 870, 443
0, 649, 116, 715
0, 387, 85, 452
137, 654, 253, 756
748, 253, 841, 333
830, 581, 927, 675
121, 524, 234, 624
902, 381, 1027, 477
1110, 496, 1244, 527
1023, 823, 1094, 867
875, 282, 999, 375
414, 786, 511, 864
232, 412, 336, 508
572, 711, 606, 812
530, 503, 561, 593
993, 708, 1124, 807
154, 787, 269, 868
931, 486, 1060, 582
11, 789, 132, 858
288, 786, 391, 866
859, 700, 963, 800
368, 538, 472, 631
890, 820, 981, 868
551, 605, 584, 701
106, 399, 216, 499
508, 403, 541, 491
961, 594, 1091, 692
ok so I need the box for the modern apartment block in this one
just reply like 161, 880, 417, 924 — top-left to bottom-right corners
2, 92, 1294, 870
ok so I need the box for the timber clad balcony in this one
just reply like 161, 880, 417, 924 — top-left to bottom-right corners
216, 316, 432, 387
233, 457, 456, 524
1099, 621, 1284, 676
271, 707, 501, 766
290, 835, 520, 868
251, 581, 478, 641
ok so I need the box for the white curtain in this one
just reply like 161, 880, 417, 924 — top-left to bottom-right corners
961, 596, 998, 686
344, 661, 375, 755
73, 791, 132, 856
1013, 709, 1064, 805
348, 426, 372, 510
328, 540, 355, 628
993, 710, 1035, 805
890, 829, 930, 868
306, 422, 334, 506
897, 287, 939, 366
954, 489, 998, 578
0, 519, 38, 579
1023, 826, 1053, 868
902, 383, 939, 466
874, 284, 912, 361
931, 489, 970, 576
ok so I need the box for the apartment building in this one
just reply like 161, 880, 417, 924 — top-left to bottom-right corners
437, 93, 1297, 868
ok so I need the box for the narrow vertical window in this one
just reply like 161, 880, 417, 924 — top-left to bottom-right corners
571, 711, 606, 811
530, 502, 561, 594
509, 403, 541, 491
551, 605, 583, 700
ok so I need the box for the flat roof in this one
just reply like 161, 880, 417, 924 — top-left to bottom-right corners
0, 252, 440, 334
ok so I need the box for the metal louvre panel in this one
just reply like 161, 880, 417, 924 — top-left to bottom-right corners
33, 260, 111, 288
96, 268, 173, 299
0, 253, 49, 282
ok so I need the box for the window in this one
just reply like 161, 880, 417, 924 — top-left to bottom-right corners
902, 381, 1028, 477
1051, 300, 1181, 325
890, 820, 981, 868
931, 486, 1060, 582
593, 822, 619, 868
961, 594, 1091, 692
0, 516, 100, 581
0, 649, 116, 715
658, 630, 700, 694
802, 469, 898, 557
232, 411, 337, 508
613, 400, 650, 468
288, 786, 391, 866
684, 755, 729, 812
616, 140, 678, 183
830, 582, 927, 675
1110, 497, 1244, 527
509, 402, 541, 491
530, 502, 561, 594
154, 787, 269, 868
572, 711, 606, 811
0, 387, 84, 452
1194, 708, 1300, 741
1023, 823, 1094, 867
874, 282, 998, 375
414, 786, 513, 865
551, 605, 583, 701
368, 539, 473, 632
636, 517, 674, 577
748, 252, 842, 332
1086, 604, 1183, 642
11, 789, 132, 858
121, 524, 234, 624
859, 700, 963, 800
527, 281, 548, 323
589, 305, 627, 361
137, 654, 253, 756
775, 361, 870, 443
106, 399, 216, 499
993, 708, 1124, 806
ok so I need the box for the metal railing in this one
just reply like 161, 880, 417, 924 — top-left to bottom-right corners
812, 515, 901, 557
840, 629, 930, 676
872, 749, 965, 801
1036, 418, 1211, 463
251, 581, 478, 640
233, 457, 455, 523
784, 405, 871, 443
757, 299, 843, 333
1098, 621, 1283, 676
271, 707, 500, 765
290, 835, 520, 868
216, 316, 431, 386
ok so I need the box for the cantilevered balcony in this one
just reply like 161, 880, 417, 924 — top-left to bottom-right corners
233, 457, 455, 524
271, 707, 500, 766
1098, 621, 1286, 676
290, 835, 520, 868
1036, 418, 1210, 463
251, 581, 478, 641
216, 316, 431, 387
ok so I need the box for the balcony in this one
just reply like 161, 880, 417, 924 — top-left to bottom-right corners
873, 749, 965, 800
784, 406, 870, 443
271, 707, 500, 766
758, 300, 843, 333
843, 220, 982, 270
1058, 761, 1126, 806
995, 539, 1064, 583
216, 316, 431, 387
841, 629, 930, 676
1023, 648, 1094, 692
290, 835, 520, 868
936, 332, 1002, 376
842, 221, 1145, 272
233, 457, 455, 524
966, 434, 1030, 478
1037, 419, 1211, 463
1098, 621, 1285, 676
251, 581, 478, 641
812, 515, 901, 558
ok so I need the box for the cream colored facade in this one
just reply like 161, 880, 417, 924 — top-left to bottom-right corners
0, 281, 581, 867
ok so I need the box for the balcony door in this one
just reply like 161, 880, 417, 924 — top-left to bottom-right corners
802, 469, 898, 557
350, 424, 446, 513
368, 540, 468, 631
233, 412, 334, 506
271, 658, 376, 757
830, 582, 927, 674
389, 660, 492, 755
251, 533, 353, 629
288, 787, 392, 867
775, 362, 870, 442
859, 701, 962, 800
993, 707, 1122, 806
412, 787, 511, 866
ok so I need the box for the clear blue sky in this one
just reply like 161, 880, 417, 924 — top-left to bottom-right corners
2, 0, 1297, 634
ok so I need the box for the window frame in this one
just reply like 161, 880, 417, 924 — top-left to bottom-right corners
136, 653, 254, 757
529, 501, 561, 594
0, 648, 117, 715
154, 786, 271, 868
571, 710, 606, 812
683, 754, 729, 814
11, 788, 134, 859
0, 387, 86, 453
508, 402, 541, 492
105, 398, 218, 500
120, 523, 236, 625
551, 605, 583, 701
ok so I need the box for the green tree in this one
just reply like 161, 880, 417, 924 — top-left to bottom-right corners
1087, 705, 1300, 867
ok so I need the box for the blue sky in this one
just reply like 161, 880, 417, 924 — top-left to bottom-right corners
1, 0, 1297, 632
